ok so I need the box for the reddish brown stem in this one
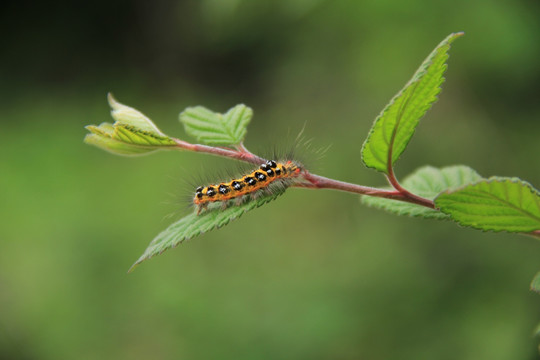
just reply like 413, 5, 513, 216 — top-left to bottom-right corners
385, 167, 435, 208
300, 172, 435, 208
173, 139, 265, 164
172, 137, 435, 209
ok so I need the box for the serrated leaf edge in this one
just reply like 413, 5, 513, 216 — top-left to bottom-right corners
435, 176, 540, 233
180, 104, 252, 146
361, 165, 482, 220
361, 32, 464, 174
129, 190, 284, 272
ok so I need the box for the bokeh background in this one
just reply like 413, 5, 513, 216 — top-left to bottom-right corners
2, 0, 540, 359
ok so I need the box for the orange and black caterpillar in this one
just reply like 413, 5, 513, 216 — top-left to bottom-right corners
194, 160, 301, 214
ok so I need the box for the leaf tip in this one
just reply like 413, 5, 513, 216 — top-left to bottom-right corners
445, 32, 465, 45
82, 133, 94, 145
127, 262, 139, 273
107, 92, 117, 107
84, 125, 96, 134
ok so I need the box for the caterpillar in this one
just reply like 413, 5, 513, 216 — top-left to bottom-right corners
194, 160, 302, 214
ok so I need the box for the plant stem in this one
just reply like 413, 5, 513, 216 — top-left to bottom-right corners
172, 137, 436, 209
173, 139, 265, 164
300, 172, 435, 208
385, 168, 435, 208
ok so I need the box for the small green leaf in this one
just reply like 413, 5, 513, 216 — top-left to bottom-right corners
361, 32, 464, 174
84, 94, 176, 156
180, 104, 252, 146
84, 125, 159, 156
531, 272, 540, 294
362, 165, 482, 219
435, 178, 540, 233
129, 187, 285, 272
107, 93, 167, 136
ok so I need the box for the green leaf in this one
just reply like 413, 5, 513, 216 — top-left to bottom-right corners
84, 125, 159, 156
180, 104, 252, 146
531, 272, 540, 294
129, 187, 285, 272
362, 165, 482, 219
361, 32, 464, 174
84, 94, 176, 156
107, 93, 167, 136
435, 178, 540, 233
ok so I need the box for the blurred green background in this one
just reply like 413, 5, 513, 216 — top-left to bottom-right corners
2, 0, 540, 359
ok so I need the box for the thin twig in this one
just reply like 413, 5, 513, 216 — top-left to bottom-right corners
173, 139, 265, 164
172, 137, 436, 209
301, 172, 435, 208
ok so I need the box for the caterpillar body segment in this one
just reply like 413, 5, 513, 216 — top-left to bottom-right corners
194, 160, 301, 214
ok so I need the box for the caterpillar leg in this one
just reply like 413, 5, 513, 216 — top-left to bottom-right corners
196, 203, 207, 215
250, 190, 262, 201
235, 196, 245, 206
221, 201, 229, 211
